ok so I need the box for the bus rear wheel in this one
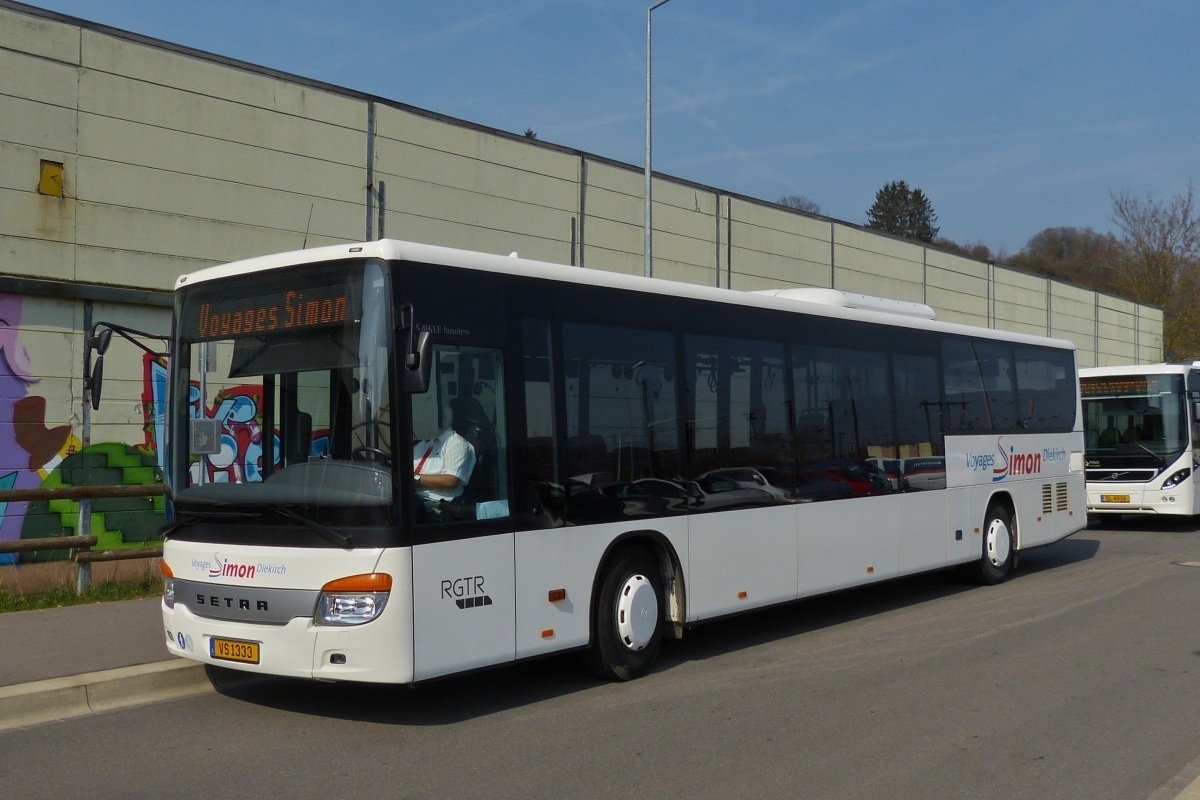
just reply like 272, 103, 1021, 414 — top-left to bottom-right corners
977, 503, 1016, 585
585, 546, 665, 681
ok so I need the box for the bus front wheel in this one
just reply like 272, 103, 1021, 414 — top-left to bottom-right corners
585, 546, 665, 681
977, 504, 1016, 585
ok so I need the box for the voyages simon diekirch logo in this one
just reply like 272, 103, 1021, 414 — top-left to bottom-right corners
965, 437, 1066, 483
192, 553, 287, 580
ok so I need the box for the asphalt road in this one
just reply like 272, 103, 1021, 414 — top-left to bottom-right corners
6, 521, 1200, 800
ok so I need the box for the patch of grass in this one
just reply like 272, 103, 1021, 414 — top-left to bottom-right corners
0, 573, 163, 614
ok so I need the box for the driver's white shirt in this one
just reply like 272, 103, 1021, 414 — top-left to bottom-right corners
413, 428, 476, 503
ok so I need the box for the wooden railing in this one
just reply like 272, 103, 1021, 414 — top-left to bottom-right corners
0, 484, 166, 594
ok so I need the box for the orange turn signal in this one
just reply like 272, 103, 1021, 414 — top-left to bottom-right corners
160, 560, 174, 579
737, 591, 747, 599
541, 629, 554, 638
321, 573, 392, 593
548, 588, 566, 602
866, 566, 874, 573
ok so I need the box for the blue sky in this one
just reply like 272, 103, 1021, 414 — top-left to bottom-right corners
31, 0, 1200, 255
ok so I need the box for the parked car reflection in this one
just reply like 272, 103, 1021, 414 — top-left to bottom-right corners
697, 467, 794, 503
794, 459, 894, 501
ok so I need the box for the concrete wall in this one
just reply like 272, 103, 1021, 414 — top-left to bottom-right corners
0, 2, 1165, 554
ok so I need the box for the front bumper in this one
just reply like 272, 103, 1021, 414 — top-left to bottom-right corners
163, 600, 413, 683
1086, 482, 1192, 515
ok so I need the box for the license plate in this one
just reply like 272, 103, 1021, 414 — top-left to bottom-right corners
1101, 494, 1130, 503
210, 637, 260, 664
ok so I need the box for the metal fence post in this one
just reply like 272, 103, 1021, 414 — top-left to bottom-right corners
75, 500, 91, 594
78, 299, 93, 595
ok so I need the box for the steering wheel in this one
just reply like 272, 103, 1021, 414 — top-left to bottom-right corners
352, 445, 392, 467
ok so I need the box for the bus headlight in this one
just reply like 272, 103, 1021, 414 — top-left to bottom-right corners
1162, 468, 1191, 489
314, 573, 392, 626
162, 560, 175, 609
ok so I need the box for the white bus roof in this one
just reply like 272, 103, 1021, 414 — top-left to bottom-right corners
176, 239, 1076, 351
1080, 364, 1198, 377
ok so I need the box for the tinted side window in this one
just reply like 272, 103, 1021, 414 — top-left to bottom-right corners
685, 335, 792, 506
793, 344, 897, 501
974, 340, 1018, 431
942, 338, 990, 432
515, 319, 562, 528
562, 323, 683, 523
892, 352, 946, 490
1014, 345, 1076, 432
411, 345, 509, 525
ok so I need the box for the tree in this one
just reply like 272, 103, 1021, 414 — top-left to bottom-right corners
865, 181, 939, 242
1105, 184, 1200, 359
1006, 226, 1121, 288
523, 128, 538, 139
934, 238, 998, 262
778, 194, 820, 214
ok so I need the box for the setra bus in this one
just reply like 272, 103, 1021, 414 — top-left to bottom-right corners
1080, 364, 1200, 519
118, 239, 1085, 683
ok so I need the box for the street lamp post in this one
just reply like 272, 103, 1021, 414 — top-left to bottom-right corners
645, 0, 672, 279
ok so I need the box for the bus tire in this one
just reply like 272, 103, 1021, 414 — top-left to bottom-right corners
977, 503, 1015, 585
585, 546, 665, 681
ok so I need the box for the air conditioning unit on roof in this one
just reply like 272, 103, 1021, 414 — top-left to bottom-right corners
752, 288, 937, 320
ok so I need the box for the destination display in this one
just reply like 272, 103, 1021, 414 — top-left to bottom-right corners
1080, 377, 1150, 397
180, 269, 363, 342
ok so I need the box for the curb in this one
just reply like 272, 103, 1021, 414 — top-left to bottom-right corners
0, 659, 213, 732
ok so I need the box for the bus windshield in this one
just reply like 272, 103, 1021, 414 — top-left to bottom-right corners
168, 259, 395, 528
1081, 374, 1189, 460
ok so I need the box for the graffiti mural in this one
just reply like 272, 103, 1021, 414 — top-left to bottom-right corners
0, 304, 326, 563
0, 293, 81, 565
0, 292, 171, 563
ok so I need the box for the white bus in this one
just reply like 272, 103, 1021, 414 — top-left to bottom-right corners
130, 239, 1084, 683
1080, 364, 1200, 519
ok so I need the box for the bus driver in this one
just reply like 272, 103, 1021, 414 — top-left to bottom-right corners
412, 399, 478, 505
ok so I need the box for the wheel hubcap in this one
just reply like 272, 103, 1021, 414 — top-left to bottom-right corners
986, 517, 1012, 567
615, 574, 658, 651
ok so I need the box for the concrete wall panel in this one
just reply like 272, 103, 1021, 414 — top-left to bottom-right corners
379, 108, 580, 184
0, 185, 75, 246
0, 6, 79, 63
77, 112, 365, 203
0, 93, 78, 153
0, 46, 78, 109
76, 157, 362, 242
79, 70, 365, 167
81, 30, 361, 128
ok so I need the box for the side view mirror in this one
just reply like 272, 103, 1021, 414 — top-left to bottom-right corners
82, 322, 169, 411
398, 304, 432, 393
84, 326, 113, 410
404, 331, 432, 393
88, 355, 104, 411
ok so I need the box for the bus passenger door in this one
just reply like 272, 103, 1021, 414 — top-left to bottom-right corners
1189, 370, 1200, 514
409, 344, 516, 681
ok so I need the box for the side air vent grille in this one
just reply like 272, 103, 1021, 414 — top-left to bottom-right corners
1055, 482, 1069, 512
1042, 484, 1053, 514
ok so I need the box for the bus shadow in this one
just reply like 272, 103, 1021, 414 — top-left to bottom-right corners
208, 654, 604, 727
1091, 515, 1200, 534
654, 535, 1101, 672
1015, 536, 1101, 576
209, 536, 1099, 726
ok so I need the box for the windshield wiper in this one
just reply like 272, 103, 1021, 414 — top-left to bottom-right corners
268, 506, 353, 549
159, 510, 263, 537
1132, 443, 1167, 466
